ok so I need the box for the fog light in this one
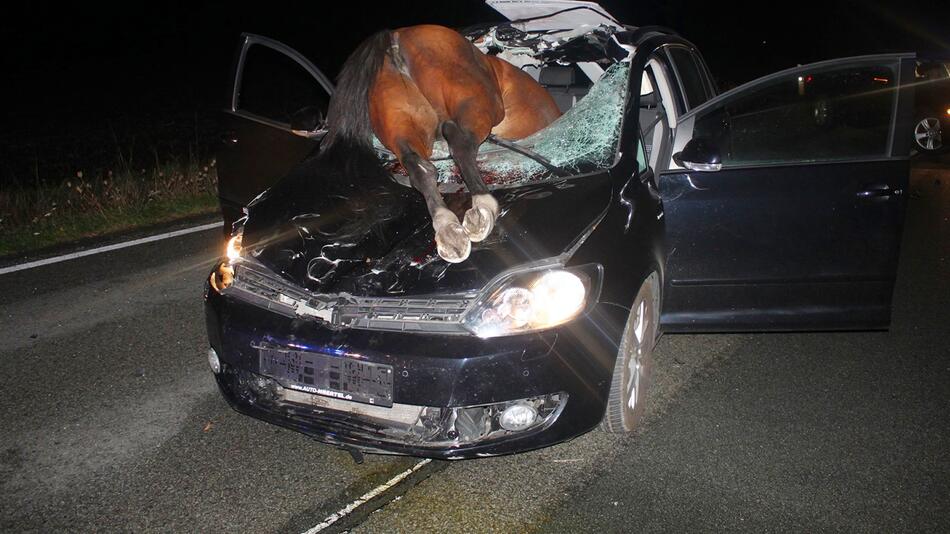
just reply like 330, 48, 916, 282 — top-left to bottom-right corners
499, 402, 538, 431
207, 347, 221, 374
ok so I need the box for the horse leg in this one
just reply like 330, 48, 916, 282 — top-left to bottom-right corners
399, 145, 471, 263
370, 62, 470, 263
441, 119, 498, 242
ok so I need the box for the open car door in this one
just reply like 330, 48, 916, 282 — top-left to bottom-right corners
217, 34, 333, 232
658, 54, 916, 331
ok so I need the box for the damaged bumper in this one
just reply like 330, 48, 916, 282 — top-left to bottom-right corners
205, 276, 625, 459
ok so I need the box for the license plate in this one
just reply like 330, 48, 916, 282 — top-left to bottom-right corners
258, 347, 394, 407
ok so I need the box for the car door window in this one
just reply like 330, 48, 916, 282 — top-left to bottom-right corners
692, 59, 900, 166
668, 47, 709, 109
235, 40, 331, 127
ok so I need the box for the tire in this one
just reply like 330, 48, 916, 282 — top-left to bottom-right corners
601, 272, 660, 433
913, 116, 944, 153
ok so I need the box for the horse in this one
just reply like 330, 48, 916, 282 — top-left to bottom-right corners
322, 24, 561, 263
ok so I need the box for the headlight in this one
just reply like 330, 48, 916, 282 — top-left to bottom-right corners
225, 217, 246, 263
226, 234, 243, 261
463, 263, 602, 338
210, 218, 245, 293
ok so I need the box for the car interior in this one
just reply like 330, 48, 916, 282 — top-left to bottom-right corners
537, 64, 593, 112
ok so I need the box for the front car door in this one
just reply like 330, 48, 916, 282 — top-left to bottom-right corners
659, 54, 916, 331
217, 34, 334, 232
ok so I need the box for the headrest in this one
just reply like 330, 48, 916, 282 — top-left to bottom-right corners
639, 92, 657, 107
539, 66, 575, 86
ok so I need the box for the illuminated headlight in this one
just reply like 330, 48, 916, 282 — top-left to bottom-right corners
225, 217, 247, 263
464, 264, 602, 338
226, 234, 243, 262
210, 219, 245, 292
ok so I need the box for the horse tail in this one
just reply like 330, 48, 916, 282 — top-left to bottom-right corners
323, 29, 392, 150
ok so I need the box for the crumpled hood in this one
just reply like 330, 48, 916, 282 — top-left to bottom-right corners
242, 154, 612, 297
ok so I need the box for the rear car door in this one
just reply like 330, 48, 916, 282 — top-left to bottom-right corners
217, 34, 334, 231
658, 54, 916, 331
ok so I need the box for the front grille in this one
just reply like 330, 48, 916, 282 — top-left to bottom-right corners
226, 260, 474, 334
227, 262, 339, 322
338, 296, 474, 334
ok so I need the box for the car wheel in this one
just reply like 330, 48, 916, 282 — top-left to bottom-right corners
914, 116, 944, 153
601, 272, 659, 433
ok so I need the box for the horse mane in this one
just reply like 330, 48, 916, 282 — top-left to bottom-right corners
323, 29, 393, 150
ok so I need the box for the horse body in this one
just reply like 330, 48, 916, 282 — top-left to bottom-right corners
324, 24, 561, 262
482, 53, 563, 140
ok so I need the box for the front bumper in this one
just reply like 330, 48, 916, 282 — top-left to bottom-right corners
204, 279, 626, 459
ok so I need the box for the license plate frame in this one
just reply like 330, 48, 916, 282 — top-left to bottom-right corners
257, 346, 394, 407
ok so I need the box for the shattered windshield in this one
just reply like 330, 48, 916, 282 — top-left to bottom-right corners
383, 61, 630, 189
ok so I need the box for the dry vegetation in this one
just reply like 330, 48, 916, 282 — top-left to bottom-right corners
0, 159, 218, 257
0, 112, 220, 257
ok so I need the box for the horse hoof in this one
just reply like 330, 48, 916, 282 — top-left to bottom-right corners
436, 222, 471, 263
463, 206, 495, 242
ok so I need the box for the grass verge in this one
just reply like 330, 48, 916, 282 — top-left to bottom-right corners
0, 194, 219, 257
0, 160, 219, 258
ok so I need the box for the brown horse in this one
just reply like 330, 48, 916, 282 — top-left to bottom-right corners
323, 24, 561, 263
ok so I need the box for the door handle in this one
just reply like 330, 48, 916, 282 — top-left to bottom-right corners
856, 184, 901, 201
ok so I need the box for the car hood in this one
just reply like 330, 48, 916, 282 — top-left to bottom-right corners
241, 156, 612, 297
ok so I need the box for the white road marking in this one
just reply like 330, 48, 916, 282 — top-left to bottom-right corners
0, 222, 222, 276
302, 459, 431, 534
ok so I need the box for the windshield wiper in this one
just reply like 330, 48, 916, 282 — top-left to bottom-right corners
485, 134, 570, 177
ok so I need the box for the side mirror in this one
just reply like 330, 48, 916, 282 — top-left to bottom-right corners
673, 137, 722, 172
290, 106, 326, 138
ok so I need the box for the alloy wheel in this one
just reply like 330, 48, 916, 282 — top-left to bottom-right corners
602, 273, 658, 433
915, 117, 943, 152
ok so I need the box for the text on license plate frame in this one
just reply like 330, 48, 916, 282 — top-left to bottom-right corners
258, 346, 394, 407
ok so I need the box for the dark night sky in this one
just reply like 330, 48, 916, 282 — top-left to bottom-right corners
6, 1, 948, 110
2, 0, 947, 183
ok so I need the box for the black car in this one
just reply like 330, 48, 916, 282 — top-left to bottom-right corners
205, 1, 916, 459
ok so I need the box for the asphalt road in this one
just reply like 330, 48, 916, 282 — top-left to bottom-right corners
1, 163, 947, 533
